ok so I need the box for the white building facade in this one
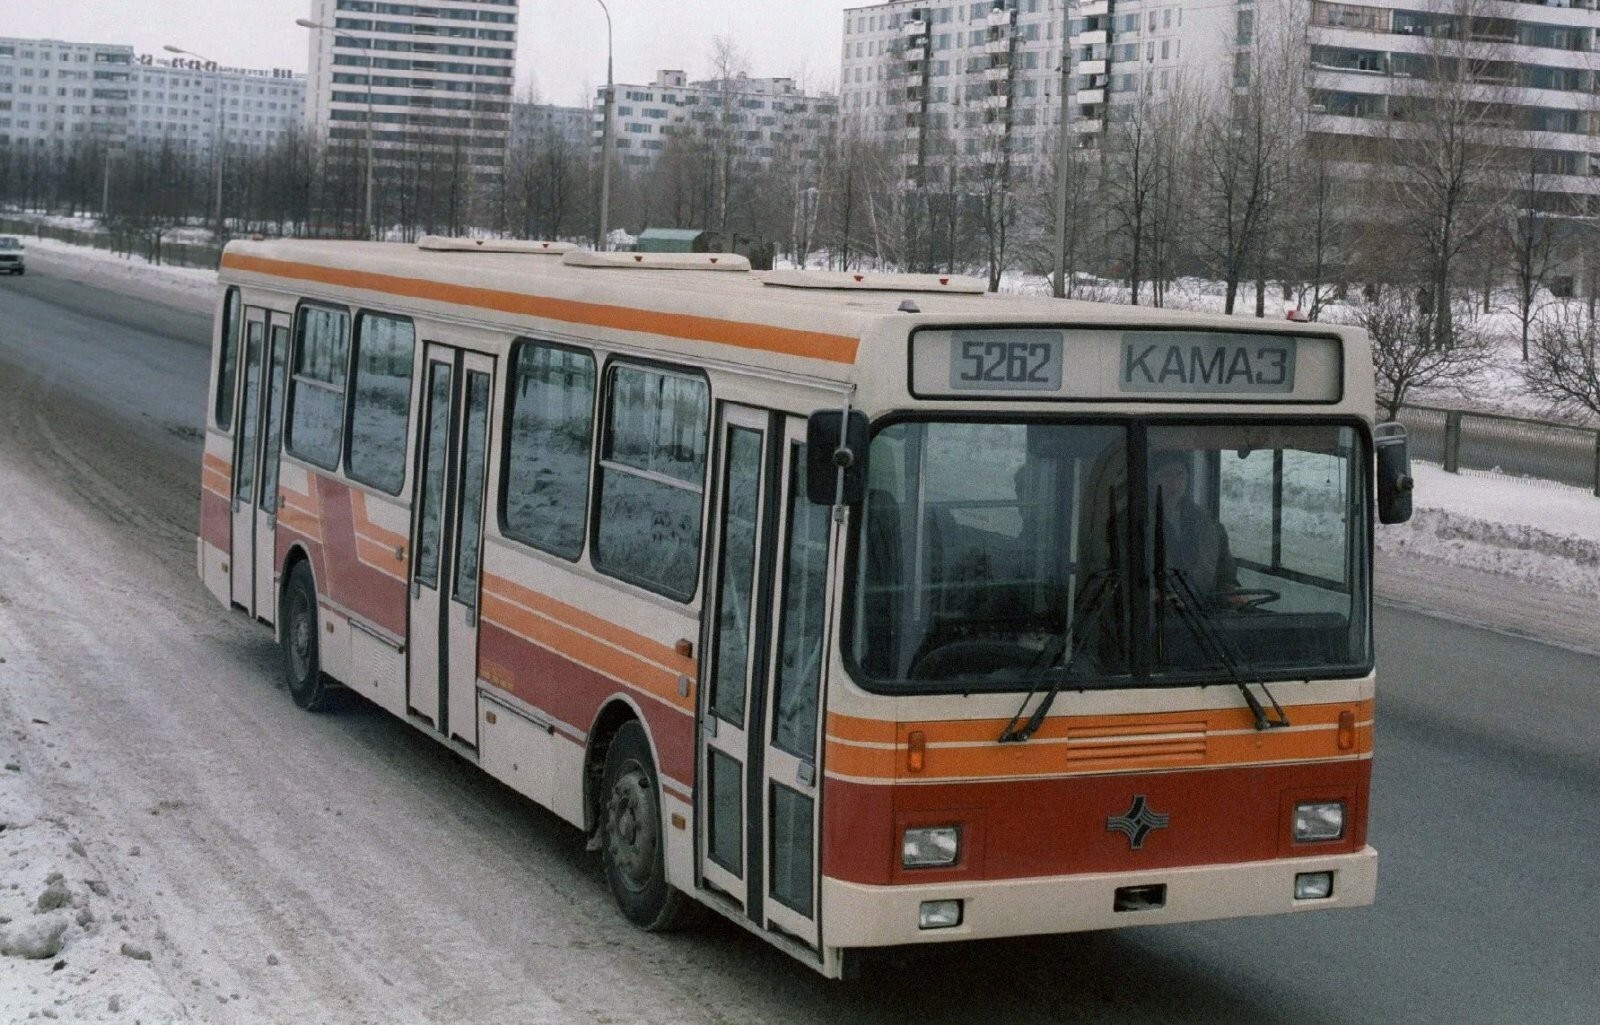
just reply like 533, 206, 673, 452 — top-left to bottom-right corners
0, 38, 136, 150
131, 57, 306, 156
304, 0, 518, 181
594, 69, 839, 173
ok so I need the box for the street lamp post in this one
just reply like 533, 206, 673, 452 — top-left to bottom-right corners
297, 18, 376, 240
1051, 2, 1077, 299
164, 45, 225, 239
592, 0, 615, 251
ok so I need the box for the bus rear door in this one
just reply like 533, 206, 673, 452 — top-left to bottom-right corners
230, 308, 290, 620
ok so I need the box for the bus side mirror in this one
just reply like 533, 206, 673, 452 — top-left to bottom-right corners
806, 409, 869, 506
1374, 423, 1413, 525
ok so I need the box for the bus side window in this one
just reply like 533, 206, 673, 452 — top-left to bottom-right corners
502, 341, 597, 560
592, 363, 709, 601
285, 304, 352, 471
214, 287, 241, 429
344, 312, 416, 495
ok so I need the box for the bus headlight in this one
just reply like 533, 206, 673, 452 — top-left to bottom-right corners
902, 826, 961, 868
1293, 801, 1345, 842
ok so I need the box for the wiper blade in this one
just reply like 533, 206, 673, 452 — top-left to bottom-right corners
998, 570, 1114, 743
1162, 569, 1290, 732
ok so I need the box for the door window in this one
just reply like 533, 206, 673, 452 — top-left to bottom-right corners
711, 426, 763, 725
233, 320, 264, 503
452, 371, 491, 607
414, 363, 453, 590
772, 443, 829, 761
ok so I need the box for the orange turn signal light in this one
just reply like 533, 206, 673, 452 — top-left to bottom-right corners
907, 730, 926, 773
1337, 710, 1356, 751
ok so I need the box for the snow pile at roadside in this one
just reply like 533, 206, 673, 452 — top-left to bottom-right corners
23, 236, 216, 317
0, 722, 185, 1023
1377, 462, 1600, 600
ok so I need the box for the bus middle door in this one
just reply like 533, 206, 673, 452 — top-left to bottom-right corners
407, 345, 494, 751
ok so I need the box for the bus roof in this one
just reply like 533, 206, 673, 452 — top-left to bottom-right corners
218, 239, 1355, 386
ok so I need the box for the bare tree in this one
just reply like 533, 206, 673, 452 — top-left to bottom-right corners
1103, 83, 1164, 304
1524, 304, 1600, 421
1358, 286, 1497, 420
1382, 0, 1514, 348
1503, 156, 1561, 361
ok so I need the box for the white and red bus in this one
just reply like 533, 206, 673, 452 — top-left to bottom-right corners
199, 237, 1411, 977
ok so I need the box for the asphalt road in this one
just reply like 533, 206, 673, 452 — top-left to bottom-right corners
2, 267, 1597, 1024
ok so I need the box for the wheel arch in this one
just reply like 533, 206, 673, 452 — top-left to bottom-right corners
274, 542, 316, 644
583, 694, 660, 836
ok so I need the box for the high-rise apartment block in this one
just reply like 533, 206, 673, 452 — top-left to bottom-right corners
595, 70, 839, 173
303, 0, 518, 181
839, 0, 1073, 180
841, 0, 1600, 213
1, 37, 304, 154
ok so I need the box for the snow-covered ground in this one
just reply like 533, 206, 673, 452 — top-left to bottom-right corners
0, 236, 1597, 1020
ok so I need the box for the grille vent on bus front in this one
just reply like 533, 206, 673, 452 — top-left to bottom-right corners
1064, 721, 1208, 773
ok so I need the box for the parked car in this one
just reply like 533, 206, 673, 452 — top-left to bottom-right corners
0, 235, 25, 275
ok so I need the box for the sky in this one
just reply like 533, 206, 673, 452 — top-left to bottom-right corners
4, 0, 854, 105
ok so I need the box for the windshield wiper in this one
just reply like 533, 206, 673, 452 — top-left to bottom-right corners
1162, 568, 1289, 731
997, 570, 1115, 743
1152, 495, 1287, 732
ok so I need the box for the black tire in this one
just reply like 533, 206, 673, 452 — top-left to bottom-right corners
600, 720, 694, 930
280, 561, 335, 712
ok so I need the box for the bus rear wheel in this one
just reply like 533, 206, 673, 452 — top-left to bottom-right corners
281, 561, 335, 712
600, 720, 693, 931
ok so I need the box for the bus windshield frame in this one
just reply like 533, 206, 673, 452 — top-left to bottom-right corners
842, 414, 1374, 695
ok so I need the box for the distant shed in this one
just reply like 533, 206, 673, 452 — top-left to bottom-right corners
635, 228, 707, 254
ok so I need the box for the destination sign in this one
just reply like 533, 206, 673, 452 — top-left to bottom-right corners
909, 327, 1341, 402
1119, 332, 1296, 394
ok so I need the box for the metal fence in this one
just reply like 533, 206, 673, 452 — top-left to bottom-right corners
1396, 403, 1600, 497
0, 216, 222, 271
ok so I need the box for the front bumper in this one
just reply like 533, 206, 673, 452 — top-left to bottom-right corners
823, 846, 1377, 948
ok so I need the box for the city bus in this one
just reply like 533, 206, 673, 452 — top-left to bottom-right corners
198, 237, 1412, 978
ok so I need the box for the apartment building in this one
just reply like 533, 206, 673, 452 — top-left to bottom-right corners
303, 0, 518, 180
1304, 0, 1600, 214
595, 69, 839, 173
1, 37, 308, 156
512, 101, 589, 151
0, 37, 136, 150
840, 0, 1079, 181
131, 58, 306, 155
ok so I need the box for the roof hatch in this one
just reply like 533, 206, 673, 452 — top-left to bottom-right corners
762, 270, 986, 294
561, 251, 751, 271
417, 236, 578, 255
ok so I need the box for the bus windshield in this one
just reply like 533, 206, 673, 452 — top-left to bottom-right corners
848, 419, 1370, 691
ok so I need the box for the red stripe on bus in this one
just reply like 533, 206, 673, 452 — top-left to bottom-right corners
221, 252, 861, 364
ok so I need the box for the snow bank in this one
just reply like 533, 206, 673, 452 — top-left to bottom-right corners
23, 236, 216, 317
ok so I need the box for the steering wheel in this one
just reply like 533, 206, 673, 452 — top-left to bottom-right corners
909, 639, 1040, 680
1214, 588, 1281, 610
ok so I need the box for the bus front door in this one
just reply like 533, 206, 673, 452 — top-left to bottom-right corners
407, 345, 494, 751
700, 410, 828, 951
229, 308, 289, 620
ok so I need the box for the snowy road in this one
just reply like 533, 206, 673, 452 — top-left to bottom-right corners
2, 263, 1598, 1023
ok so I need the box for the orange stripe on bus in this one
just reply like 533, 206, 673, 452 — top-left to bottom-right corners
482, 573, 695, 677
823, 702, 1373, 781
354, 534, 406, 579
221, 253, 861, 364
480, 593, 690, 711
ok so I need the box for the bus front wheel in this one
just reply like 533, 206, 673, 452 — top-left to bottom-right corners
600, 720, 692, 931
281, 561, 335, 712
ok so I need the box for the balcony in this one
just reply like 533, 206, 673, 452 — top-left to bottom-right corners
985, 65, 1012, 83
984, 92, 1011, 110
1079, 0, 1109, 15
987, 7, 1012, 27
1071, 29, 1108, 47
1072, 117, 1102, 134
986, 36, 1012, 56
1078, 59, 1107, 77
1075, 87, 1105, 105
904, 46, 926, 62
904, 18, 929, 38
